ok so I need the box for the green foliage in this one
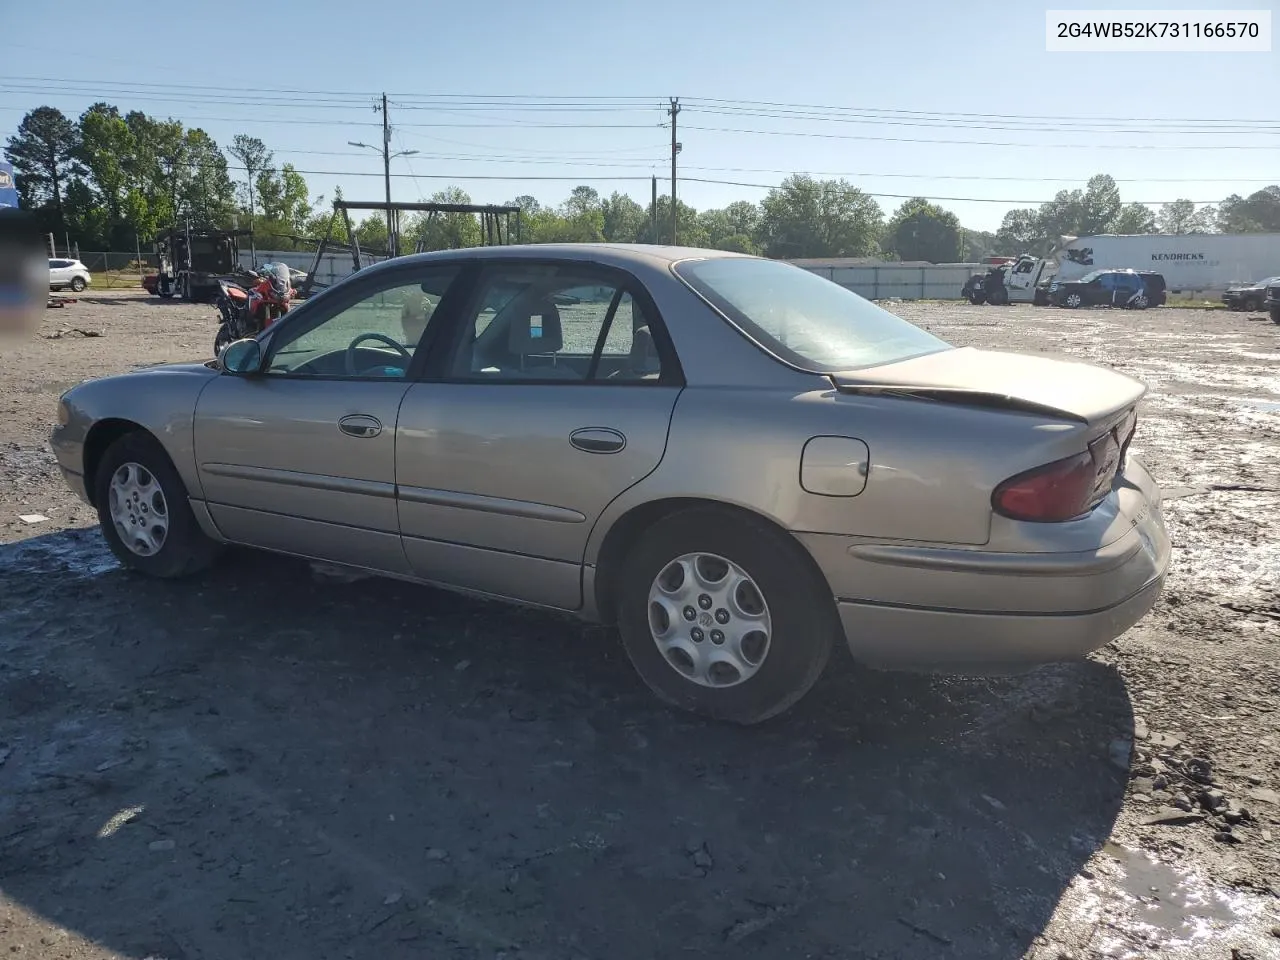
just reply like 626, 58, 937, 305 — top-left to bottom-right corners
757, 175, 883, 259
884, 197, 962, 263
1215, 187, 1280, 233
1156, 199, 1215, 235
4, 105, 80, 229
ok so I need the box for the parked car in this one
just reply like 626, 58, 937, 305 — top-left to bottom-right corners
1223, 276, 1280, 312
1266, 278, 1280, 324
1048, 269, 1160, 309
49, 257, 91, 292
50, 245, 1170, 724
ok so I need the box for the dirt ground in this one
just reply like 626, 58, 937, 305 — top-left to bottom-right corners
1, 290, 1278, 960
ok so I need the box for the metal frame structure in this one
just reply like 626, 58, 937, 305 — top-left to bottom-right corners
300, 199, 522, 298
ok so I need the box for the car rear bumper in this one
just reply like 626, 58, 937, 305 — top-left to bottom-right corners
803, 458, 1171, 673
835, 571, 1164, 672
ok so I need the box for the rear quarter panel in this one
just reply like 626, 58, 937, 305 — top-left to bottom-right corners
585, 384, 1097, 560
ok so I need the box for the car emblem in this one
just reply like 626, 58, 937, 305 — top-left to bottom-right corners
698, 611, 714, 628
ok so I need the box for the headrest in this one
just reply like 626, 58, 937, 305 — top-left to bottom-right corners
630, 324, 657, 367
508, 299, 563, 354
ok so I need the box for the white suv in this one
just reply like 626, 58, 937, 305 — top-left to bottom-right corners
49, 258, 92, 292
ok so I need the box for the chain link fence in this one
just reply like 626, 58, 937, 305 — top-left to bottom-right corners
76, 251, 161, 290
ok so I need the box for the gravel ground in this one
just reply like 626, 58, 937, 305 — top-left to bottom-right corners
1, 290, 1278, 960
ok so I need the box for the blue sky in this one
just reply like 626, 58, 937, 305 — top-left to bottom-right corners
1, 0, 1277, 233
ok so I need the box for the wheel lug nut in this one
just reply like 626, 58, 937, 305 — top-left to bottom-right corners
698, 594, 712, 609
714, 608, 729, 624
691, 627, 704, 642
710, 630, 725, 645
683, 606, 697, 621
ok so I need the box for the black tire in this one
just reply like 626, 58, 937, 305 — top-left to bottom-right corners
70, 276, 86, 292
214, 324, 233, 356
967, 291, 986, 305
1271, 306, 1280, 325
615, 507, 838, 724
987, 286, 1009, 306
93, 431, 222, 579
158, 277, 174, 299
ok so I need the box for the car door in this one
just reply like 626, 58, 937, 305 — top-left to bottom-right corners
192, 261, 469, 575
396, 259, 683, 609
48, 259, 69, 285
1112, 273, 1140, 306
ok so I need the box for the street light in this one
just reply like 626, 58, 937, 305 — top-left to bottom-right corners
348, 141, 419, 255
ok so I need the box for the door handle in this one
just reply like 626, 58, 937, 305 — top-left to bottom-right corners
569, 427, 626, 454
338, 414, 382, 438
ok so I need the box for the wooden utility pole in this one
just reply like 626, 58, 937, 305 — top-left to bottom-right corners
650, 175, 657, 242
378, 93, 394, 256
669, 98, 680, 244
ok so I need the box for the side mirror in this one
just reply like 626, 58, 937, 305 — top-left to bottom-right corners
220, 337, 263, 375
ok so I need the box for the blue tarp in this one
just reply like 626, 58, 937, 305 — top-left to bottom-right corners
0, 161, 18, 208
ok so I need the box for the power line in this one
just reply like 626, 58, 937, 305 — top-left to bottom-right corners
680, 176, 1224, 203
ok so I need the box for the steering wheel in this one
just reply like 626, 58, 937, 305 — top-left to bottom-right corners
345, 332, 412, 376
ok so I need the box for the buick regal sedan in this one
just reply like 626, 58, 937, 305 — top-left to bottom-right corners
51, 245, 1170, 724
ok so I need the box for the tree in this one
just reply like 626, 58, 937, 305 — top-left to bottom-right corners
180, 128, 237, 226
1216, 187, 1280, 233
255, 163, 311, 231
757, 175, 883, 258
228, 134, 272, 224
960, 229, 1000, 260
634, 196, 706, 246
601, 192, 646, 242
409, 187, 483, 250
884, 197, 962, 262
76, 104, 134, 230
1157, 199, 1215, 234
1112, 203, 1157, 235
4, 106, 80, 230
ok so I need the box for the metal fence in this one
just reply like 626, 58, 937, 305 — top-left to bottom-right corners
787, 260, 978, 300
75, 251, 161, 289
242, 248, 389, 290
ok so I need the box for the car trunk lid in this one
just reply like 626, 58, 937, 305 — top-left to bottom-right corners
828, 345, 1145, 427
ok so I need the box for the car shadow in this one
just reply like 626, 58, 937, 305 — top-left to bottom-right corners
0, 529, 1132, 959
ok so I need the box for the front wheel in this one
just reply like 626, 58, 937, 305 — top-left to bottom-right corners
94, 431, 222, 579
987, 286, 1009, 306
615, 507, 837, 724
1064, 292, 1083, 308
214, 324, 233, 356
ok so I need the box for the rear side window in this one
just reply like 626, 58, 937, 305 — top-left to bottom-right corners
674, 256, 949, 373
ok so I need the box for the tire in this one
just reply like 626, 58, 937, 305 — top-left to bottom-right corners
966, 291, 986, 305
1131, 294, 1149, 310
158, 277, 174, 299
1271, 306, 1280, 325
93, 431, 222, 579
615, 507, 837, 725
70, 276, 86, 292
987, 286, 1009, 306
214, 324, 233, 356
1064, 292, 1083, 308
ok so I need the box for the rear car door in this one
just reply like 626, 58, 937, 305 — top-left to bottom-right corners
1111, 273, 1141, 306
396, 259, 683, 609
192, 261, 468, 575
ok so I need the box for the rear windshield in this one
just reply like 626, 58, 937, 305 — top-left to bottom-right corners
673, 257, 950, 372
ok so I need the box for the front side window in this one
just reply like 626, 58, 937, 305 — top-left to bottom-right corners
265, 266, 460, 378
446, 264, 664, 383
674, 256, 949, 373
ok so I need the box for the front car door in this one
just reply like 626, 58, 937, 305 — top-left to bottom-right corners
192, 261, 468, 575
395, 259, 683, 609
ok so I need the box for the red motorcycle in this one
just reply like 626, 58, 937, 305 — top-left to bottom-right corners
213, 263, 293, 355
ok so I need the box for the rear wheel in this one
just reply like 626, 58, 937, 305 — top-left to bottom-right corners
987, 286, 1009, 306
615, 507, 837, 724
70, 276, 86, 292
213, 324, 233, 356
1271, 306, 1280, 325
94, 431, 222, 579
1131, 293, 1149, 309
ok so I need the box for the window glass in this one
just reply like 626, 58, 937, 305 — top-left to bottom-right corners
674, 256, 948, 373
266, 267, 459, 378
447, 266, 663, 382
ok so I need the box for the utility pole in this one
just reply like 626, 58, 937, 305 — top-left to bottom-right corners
378, 93, 393, 256
668, 98, 681, 245
650, 175, 657, 242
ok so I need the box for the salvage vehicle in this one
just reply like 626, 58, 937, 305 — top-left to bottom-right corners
50, 245, 1170, 724
49, 257, 91, 292
1047, 269, 1162, 309
1222, 276, 1280, 312
1266, 278, 1280, 324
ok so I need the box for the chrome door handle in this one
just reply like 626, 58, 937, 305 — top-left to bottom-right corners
569, 427, 626, 454
338, 414, 382, 438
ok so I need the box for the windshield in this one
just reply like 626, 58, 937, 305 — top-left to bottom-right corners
673, 257, 950, 372
1078, 269, 1105, 283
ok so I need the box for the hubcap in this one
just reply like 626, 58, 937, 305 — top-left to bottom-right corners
647, 552, 772, 688
107, 462, 169, 557
1067, 294, 1081, 306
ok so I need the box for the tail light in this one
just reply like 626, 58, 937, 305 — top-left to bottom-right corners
993, 409, 1137, 523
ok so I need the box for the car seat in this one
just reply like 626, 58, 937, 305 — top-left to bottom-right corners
507, 299, 576, 378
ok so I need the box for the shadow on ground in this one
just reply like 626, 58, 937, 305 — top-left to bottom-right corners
0, 529, 1132, 959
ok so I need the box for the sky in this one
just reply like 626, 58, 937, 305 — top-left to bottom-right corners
1, 0, 1277, 234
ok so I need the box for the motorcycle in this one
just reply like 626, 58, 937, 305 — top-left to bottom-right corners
213, 262, 294, 355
